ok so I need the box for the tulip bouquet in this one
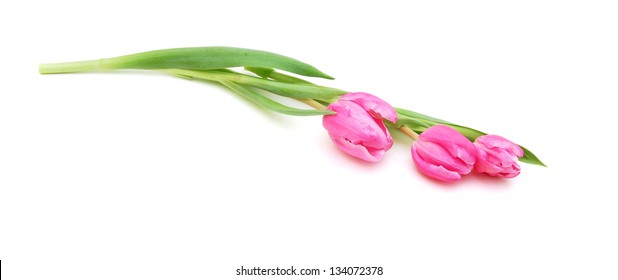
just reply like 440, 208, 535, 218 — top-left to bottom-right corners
39, 47, 544, 182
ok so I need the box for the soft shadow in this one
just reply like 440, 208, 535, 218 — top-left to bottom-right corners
390, 126, 414, 146
407, 164, 461, 190
460, 172, 514, 190
406, 161, 514, 190
319, 138, 386, 170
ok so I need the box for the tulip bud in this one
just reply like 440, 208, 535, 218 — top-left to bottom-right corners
322, 92, 397, 162
411, 125, 477, 182
474, 135, 524, 178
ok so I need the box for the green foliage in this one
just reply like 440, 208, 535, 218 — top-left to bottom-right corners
164, 69, 345, 100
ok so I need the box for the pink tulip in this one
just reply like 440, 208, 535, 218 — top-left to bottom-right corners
323, 92, 398, 162
411, 125, 477, 182
474, 135, 524, 178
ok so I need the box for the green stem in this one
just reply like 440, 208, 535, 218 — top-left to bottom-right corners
39, 59, 114, 74
297, 98, 327, 110
398, 125, 419, 140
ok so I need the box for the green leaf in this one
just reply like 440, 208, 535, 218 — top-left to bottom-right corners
446, 124, 487, 141
244, 66, 275, 79
40, 47, 334, 79
219, 80, 334, 116
245, 67, 315, 85
395, 107, 451, 124
395, 115, 431, 131
164, 69, 345, 100
244, 67, 340, 103
518, 146, 547, 167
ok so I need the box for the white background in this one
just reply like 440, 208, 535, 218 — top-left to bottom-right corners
1, 0, 617, 279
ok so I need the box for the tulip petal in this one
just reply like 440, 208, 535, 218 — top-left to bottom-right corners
374, 115, 394, 150
330, 136, 385, 162
474, 135, 523, 178
341, 92, 398, 123
412, 145, 462, 182
483, 145, 518, 166
418, 125, 477, 166
475, 135, 523, 158
474, 147, 505, 175
498, 167, 521, 178
414, 140, 473, 174
324, 100, 391, 150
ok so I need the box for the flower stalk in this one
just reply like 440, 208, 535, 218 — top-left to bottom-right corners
297, 99, 327, 110
398, 125, 419, 140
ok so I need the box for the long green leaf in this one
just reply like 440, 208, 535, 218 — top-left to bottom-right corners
39, 47, 334, 79
219, 80, 333, 116
245, 67, 315, 85
396, 115, 432, 131
395, 107, 451, 124
164, 69, 345, 100
244, 67, 339, 103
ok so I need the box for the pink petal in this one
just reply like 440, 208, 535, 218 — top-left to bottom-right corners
412, 145, 462, 182
474, 147, 505, 175
340, 92, 398, 123
374, 115, 394, 150
331, 136, 385, 162
419, 125, 477, 166
414, 140, 473, 174
324, 100, 391, 150
497, 166, 521, 178
474, 135, 523, 178
475, 135, 523, 158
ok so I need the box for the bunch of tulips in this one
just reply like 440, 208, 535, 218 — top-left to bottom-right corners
40, 47, 544, 182
324, 93, 525, 181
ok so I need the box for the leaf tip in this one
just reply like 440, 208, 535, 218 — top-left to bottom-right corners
320, 73, 335, 80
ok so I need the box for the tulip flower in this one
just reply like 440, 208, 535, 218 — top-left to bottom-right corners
411, 125, 477, 182
474, 135, 524, 178
322, 92, 398, 162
